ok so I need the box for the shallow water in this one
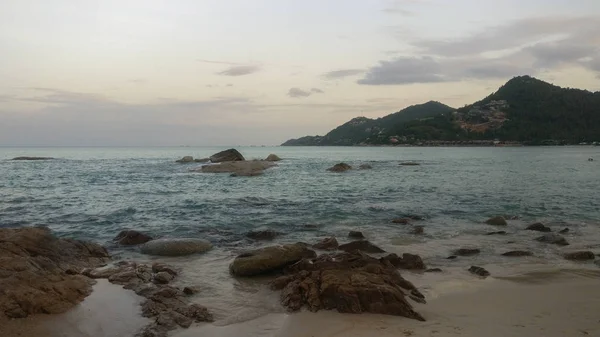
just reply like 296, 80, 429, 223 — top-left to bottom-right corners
1, 146, 599, 323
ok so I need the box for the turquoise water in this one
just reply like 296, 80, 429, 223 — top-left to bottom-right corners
1, 146, 599, 321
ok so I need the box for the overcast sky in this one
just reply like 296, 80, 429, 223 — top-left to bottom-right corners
1, 0, 599, 146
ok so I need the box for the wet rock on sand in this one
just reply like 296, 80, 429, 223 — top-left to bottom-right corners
229, 243, 317, 276
140, 238, 212, 256
468, 266, 490, 277
425, 268, 443, 273
525, 222, 552, 232
348, 230, 365, 239
564, 251, 595, 261
327, 162, 352, 172
312, 237, 339, 251
486, 216, 508, 226
209, 148, 245, 163
535, 233, 569, 246
338, 240, 385, 253
452, 248, 481, 256
114, 230, 153, 245
270, 251, 426, 321
502, 250, 533, 257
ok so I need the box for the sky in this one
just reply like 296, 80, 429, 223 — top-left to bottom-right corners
1, 0, 599, 146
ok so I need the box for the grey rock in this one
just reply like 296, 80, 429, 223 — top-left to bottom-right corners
153, 272, 174, 284
209, 148, 245, 163
535, 233, 569, 246
327, 162, 352, 172
425, 268, 443, 273
564, 251, 595, 261
502, 250, 533, 257
265, 154, 281, 161
312, 237, 339, 251
348, 231, 365, 239
468, 266, 490, 277
452, 248, 481, 256
175, 156, 194, 163
486, 216, 507, 226
114, 230, 153, 245
229, 243, 316, 277
525, 223, 551, 232
141, 238, 212, 256
338, 240, 385, 254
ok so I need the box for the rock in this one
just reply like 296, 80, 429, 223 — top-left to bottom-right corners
327, 163, 352, 172
175, 156, 194, 163
405, 215, 425, 220
83, 266, 122, 279
486, 231, 507, 235
0, 227, 109, 319
194, 158, 210, 163
151, 263, 178, 276
108, 270, 138, 285
153, 272, 174, 284
348, 231, 365, 239
564, 251, 595, 261
338, 240, 385, 254
183, 286, 199, 295
486, 216, 507, 226
452, 248, 481, 256
209, 148, 245, 163
312, 237, 339, 251
399, 162, 420, 166
502, 250, 533, 257
231, 171, 263, 177
559, 228, 570, 234
446, 255, 457, 260
270, 252, 425, 321
392, 218, 410, 224
246, 229, 281, 241
265, 154, 281, 161
359, 164, 372, 170
425, 268, 443, 273
383, 253, 425, 270
114, 230, 153, 245
229, 243, 317, 277
411, 226, 424, 235
525, 223, 552, 232
535, 233, 569, 246
468, 266, 490, 277
11, 156, 54, 160
200, 160, 276, 175
140, 238, 212, 256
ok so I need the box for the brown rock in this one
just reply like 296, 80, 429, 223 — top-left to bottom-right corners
183, 286, 199, 295
265, 154, 282, 161
246, 229, 281, 240
229, 243, 317, 276
452, 248, 481, 256
525, 223, 552, 232
209, 148, 245, 163
502, 250, 533, 257
327, 162, 352, 172
348, 231, 365, 239
153, 272, 174, 284
382, 253, 426, 270
535, 233, 569, 246
486, 216, 507, 226
151, 263, 178, 276
312, 237, 339, 251
114, 230, 153, 245
564, 251, 595, 261
338, 240, 385, 254
108, 270, 138, 285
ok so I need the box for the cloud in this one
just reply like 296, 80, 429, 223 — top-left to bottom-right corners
217, 65, 261, 76
288, 88, 311, 98
310, 88, 324, 94
358, 57, 446, 85
198, 59, 243, 65
322, 69, 364, 80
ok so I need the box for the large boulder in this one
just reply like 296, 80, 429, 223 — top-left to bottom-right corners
140, 238, 212, 256
176, 156, 194, 163
0, 227, 109, 319
525, 223, 551, 232
265, 154, 281, 161
229, 243, 316, 277
338, 240, 385, 253
564, 251, 595, 261
270, 252, 425, 321
114, 230, 153, 245
209, 149, 245, 163
327, 163, 352, 172
200, 160, 276, 176
486, 216, 507, 226
535, 233, 569, 246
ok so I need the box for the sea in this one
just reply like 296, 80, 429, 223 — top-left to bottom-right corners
1, 146, 599, 324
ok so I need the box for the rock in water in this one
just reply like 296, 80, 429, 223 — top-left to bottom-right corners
468, 266, 490, 277
265, 154, 281, 161
525, 223, 552, 232
0, 227, 109, 319
383, 253, 426, 270
194, 158, 210, 163
140, 238, 212, 256
411, 225, 425, 235
11, 156, 54, 160
559, 228, 570, 234
486, 216, 508, 226
564, 251, 595, 261
452, 248, 481, 256
348, 231, 365, 239
269, 252, 425, 321
313, 237, 339, 251
176, 156, 194, 163
209, 149, 245, 163
327, 162, 352, 172
535, 233, 569, 246
392, 218, 410, 224
359, 164, 372, 170
502, 250, 533, 257
229, 243, 317, 277
338, 240, 385, 253
114, 230, 153, 245
246, 229, 281, 240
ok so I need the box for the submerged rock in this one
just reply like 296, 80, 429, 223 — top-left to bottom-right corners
312, 237, 339, 251
246, 229, 281, 240
209, 148, 245, 163
525, 223, 552, 232
348, 230, 365, 239
270, 251, 425, 321
359, 164, 373, 170
392, 218, 410, 224
338, 240, 385, 253
486, 216, 507, 226
452, 248, 481, 256
11, 156, 54, 160
411, 225, 425, 235
327, 162, 352, 172
141, 238, 212, 256
229, 243, 316, 277
564, 251, 595, 261
502, 250, 533, 257
114, 230, 153, 245
468, 266, 490, 277
265, 154, 281, 161
176, 156, 194, 163
535, 233, 569, 246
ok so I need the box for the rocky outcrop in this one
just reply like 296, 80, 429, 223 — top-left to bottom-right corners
114, 230, 153, 245
11, 156, 54, 160
486, 216, 507, 226
269, 251, 425, 321
348, 231, 365, 239
525, 223, 551, 232
140, 238, 212, 256
176, 156, 194, 163
245, 229, 281, 241
265, 154, 281, 161
312, 237, 339, 251
200, 160, 276, 176
209, 149, 245, 163
502, 250, 533, 257
564, 251, 595, 261
0, 227, 109, 319
535, 233, 569, 246
327, 163, 352, 172
383, 253, 426, 270
468, 266, 490, 277
452, 248, 481, 256
338, 240, 385, 253
229, 243, 317, 277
